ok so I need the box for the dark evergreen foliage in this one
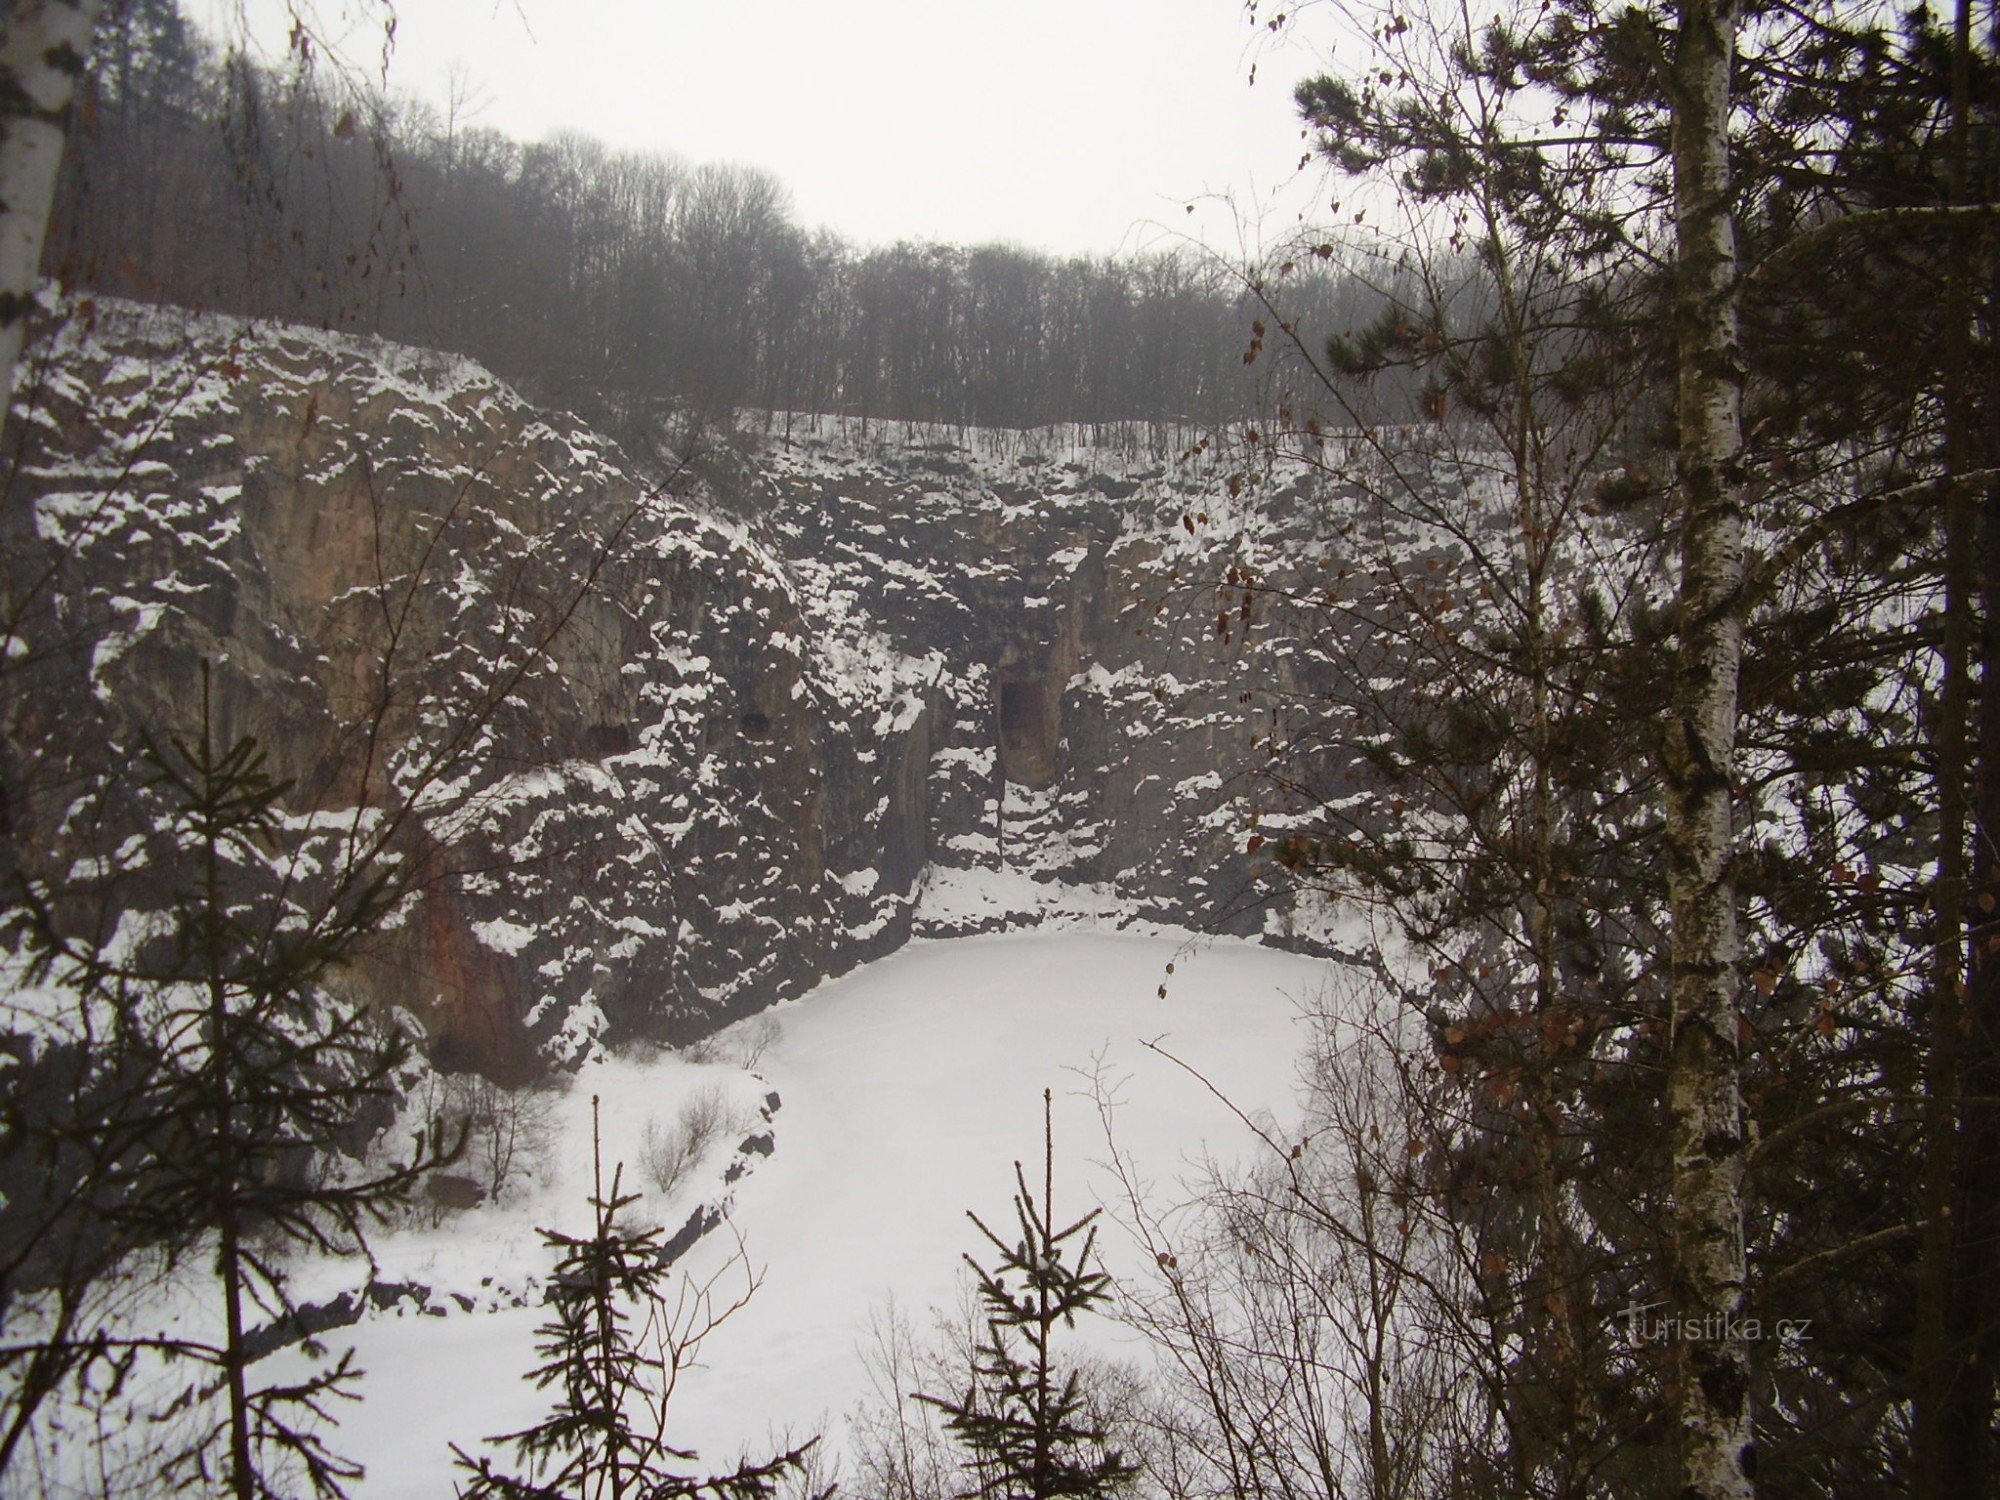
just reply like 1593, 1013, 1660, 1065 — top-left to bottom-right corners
919, 1091, 1135, 1500
3, 666, 456, 1497
1240, 0, 2000, 1490
455, 1098, 820, 1500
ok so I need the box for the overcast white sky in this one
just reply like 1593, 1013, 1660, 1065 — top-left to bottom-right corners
190, 0, 1338, 258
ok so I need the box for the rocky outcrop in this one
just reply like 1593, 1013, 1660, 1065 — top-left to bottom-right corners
735, 418, 1335, 934
2, 301, 1353, 1074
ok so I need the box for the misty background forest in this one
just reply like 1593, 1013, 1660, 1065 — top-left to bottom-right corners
0, 0, 1997, 1498
46, 0, 1399, 431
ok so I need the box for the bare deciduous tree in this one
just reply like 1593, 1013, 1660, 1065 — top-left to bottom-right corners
642, 1086, 739, 1201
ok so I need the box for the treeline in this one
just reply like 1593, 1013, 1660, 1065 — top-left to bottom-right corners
46, 0, 1380, 429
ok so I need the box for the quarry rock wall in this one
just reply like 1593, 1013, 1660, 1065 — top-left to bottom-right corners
2, 302, 1347, 1072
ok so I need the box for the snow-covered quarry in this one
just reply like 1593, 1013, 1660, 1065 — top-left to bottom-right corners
0, 301, 1391, 1496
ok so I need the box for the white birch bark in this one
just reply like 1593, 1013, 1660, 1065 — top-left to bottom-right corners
1664, 0, 1755, 1493
0, 0, 103, 436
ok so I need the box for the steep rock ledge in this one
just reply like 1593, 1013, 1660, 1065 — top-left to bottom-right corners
2, 303, 1354, 1073
731, 417, 1331, 932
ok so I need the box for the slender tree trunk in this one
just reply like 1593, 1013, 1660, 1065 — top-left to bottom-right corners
1916, 1, 1981, 1490
0, 0, 103, 435
1941, 42, 2000, 1482
218, 1194, 254, 1500
1663, 0, 1754, 1494
1034, 1088, 1055, 1500
1952, 444, 2000, 1497
202, 722, 255, 1500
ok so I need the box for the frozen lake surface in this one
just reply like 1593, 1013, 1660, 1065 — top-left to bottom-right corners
257, 929, 1345, 1497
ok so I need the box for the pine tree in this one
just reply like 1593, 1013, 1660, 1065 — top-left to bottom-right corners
1248, 5, 1682, 1483
6, 666, 456, 1499
1254, 0, 1999, 1491
136, 703, 424, 1500
455, 1097, 819, 1500
919, 1090, 1136, 1500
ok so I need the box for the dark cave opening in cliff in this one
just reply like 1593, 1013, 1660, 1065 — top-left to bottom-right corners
996, 678, 1059, 789
998, 680, 1040, 745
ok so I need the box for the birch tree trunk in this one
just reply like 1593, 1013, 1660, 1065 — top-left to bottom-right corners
1664, 0, 1755, 1493
0, 0, 102, 436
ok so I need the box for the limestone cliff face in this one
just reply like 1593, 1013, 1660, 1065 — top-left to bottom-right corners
735, 420, 1331, 934
2, 302, 1346, 1074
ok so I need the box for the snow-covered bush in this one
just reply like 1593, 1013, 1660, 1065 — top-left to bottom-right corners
728, 1013, 783, 1070
641, 1085, 737, 1198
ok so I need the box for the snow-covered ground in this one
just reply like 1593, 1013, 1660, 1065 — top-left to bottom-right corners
270, 928, 1346, 1497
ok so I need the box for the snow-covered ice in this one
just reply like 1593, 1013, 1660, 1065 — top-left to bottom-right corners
286, 928, 1338, 1496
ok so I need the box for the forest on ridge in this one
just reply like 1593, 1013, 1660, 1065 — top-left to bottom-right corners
41, 0, 1404, 434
